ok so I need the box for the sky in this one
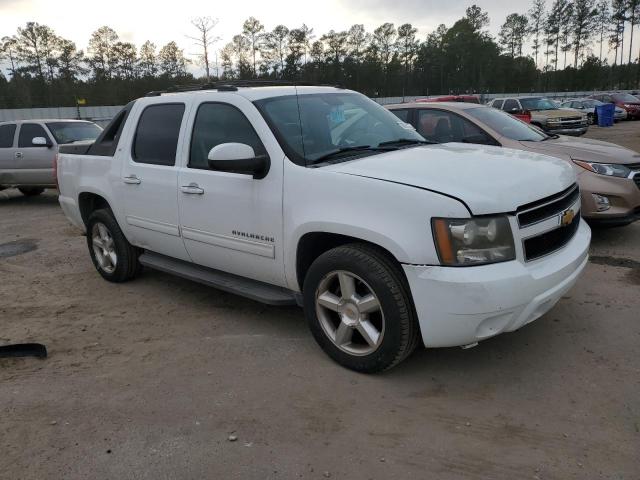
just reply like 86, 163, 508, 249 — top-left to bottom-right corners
0, 0, 633, 74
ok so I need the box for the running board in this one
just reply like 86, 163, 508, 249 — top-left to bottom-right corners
139, 252, 298, 306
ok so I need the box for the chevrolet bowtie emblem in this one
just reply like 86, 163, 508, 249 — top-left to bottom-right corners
561, 208, 575, 226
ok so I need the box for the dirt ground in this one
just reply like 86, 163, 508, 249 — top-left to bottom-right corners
1, 122, 639, 480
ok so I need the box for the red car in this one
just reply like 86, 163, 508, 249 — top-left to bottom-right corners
416, 95, 480, 104
589, 93, 640, 119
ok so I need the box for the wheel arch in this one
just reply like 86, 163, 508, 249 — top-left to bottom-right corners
294, 230, 408, 292
78, 191, 113, 228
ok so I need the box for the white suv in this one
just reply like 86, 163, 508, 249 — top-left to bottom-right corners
57, 84, 591, 372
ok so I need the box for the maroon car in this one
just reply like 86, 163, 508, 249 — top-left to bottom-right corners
589, 93, 640, 119
416, 95, 480, 104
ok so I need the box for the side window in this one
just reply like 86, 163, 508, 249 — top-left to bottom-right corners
417, 110, 482, 143
503, 99, 520, 112
390, 109, 410, 122
132, 103, 185, 166
0, 124, 16, 148
189, 103, 266, 170
18, 123, 49, 147
86, 101, 135, 157
460, 117, 486, 139
491, 100, 503, 109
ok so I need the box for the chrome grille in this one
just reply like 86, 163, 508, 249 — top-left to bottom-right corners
517, 184, 581, 261
523, 213, 580, 261
517, 184, 580, 228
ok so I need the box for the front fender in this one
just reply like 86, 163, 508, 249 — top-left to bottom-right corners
283, 166, 470, 291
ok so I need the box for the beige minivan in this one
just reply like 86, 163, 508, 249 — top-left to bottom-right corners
388, 102, 640, 226
0, 119, 101, 196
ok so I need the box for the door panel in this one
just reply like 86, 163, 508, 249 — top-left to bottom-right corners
15, 123, 55, 185
120, 102, 190, 260
177, 98, 285, 287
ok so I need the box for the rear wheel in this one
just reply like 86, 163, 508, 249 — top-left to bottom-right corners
86, 209, 141, 282
18, 187, 45, 196
303, 243, 420, 373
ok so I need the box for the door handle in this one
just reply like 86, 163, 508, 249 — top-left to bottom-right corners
180, 183, 204, 195
123, 175, 141, 185
15, 152, 23, 159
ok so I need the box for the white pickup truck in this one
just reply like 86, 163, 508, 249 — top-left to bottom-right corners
57, 85, 591, 372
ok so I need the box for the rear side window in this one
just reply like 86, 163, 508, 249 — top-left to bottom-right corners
390, 109, 410, 122
491, 100, 503, 109
0, 124, 16, 148
132, 103, 185, 166
18, 124, 49, 147
189, 103, 265, 169
503, 99, 520, 112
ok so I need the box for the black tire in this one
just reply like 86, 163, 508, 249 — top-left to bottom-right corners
587, 113, 595, 125
303, 243, 420, 373
18, 187, 45, 196
86, 208, 142, 283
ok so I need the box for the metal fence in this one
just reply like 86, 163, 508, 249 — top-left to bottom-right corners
1, 89, 638, 123
0, 105, 124, 127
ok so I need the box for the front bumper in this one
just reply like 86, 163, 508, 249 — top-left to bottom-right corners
623, 107, 640, 119
403, 220, 591, 348
545, 125, 588, 136
578, 171, 640, 224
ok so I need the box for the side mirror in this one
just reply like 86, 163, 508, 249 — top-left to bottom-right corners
32, 136, 51, 147
508, 107, 521, 114
207, 143, 270, 179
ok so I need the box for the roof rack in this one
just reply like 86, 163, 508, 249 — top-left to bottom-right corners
144, 80, 345, 97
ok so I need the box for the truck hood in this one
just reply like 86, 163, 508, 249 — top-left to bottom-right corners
531, 108, 583, 119
519, 135, 640, 165
324, 144, 575, 215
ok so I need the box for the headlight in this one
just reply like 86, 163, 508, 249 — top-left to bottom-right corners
572, 159, 631, 178
432, 217, 516, 266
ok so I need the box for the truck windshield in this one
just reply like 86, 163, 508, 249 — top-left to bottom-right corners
46, 122, 102, 144
254, 92, 425, 167
519, 98, 558, 111
466, 107, 549, 142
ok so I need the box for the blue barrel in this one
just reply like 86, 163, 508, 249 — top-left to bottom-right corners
596, 104, 615, 127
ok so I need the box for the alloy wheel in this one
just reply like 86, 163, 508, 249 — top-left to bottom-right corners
91, 222, 117, 274
315, 270, 385, 356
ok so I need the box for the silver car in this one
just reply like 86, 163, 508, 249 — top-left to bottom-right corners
0, 119, 101, 196
560, 99, 627, 123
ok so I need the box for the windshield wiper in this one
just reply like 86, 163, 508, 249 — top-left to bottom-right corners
310, 145, 382, 164
310, 139, 434, 165
377, 138, 435, 148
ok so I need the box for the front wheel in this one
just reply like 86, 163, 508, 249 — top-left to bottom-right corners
587, 113, 595, 125
303, 243, 420, 373
18, 187, 45, 196
86, 209, 141, 282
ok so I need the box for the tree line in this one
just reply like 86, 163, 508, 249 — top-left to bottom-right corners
1, 1, 639, 109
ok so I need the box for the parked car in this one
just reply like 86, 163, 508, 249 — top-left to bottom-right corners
589, 93, 640, 119
0, 119, 102, 196
489, 96, 588, 136
57, 85, 590, 372
416, 95, 480, 104
387, 102, 640, 226
560, 98, 627, 123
